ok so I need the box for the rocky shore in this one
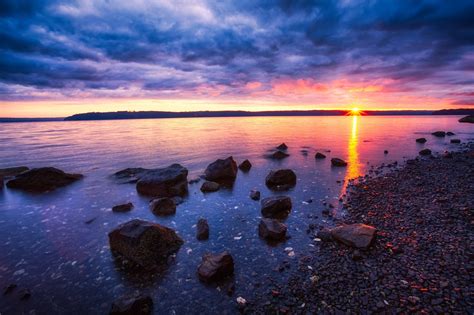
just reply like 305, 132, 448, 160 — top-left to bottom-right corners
247, 148, 473, 313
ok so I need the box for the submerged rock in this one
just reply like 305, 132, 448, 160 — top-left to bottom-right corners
271, 150, 289, 160
276, 143, 288, 150
265, 169, 297, 191
108, 219, 183, 268
204, 157, 237, 182
446, 131, 455, 136
261, 196, 292, 219
450, 139, 461, 144
113, 168, 149, 184
197, 251, 234, 283
315, 152, 326, 159
196, 219, 209, 240
136, 164, 188, 197
431, 131, 446, 137
459, 115, 474, 123
110, 294, 153, 315
0, 166, 29, 178
112, 202, 134, 213
415, 138, 427, 143
250, 189, 261, 201
6, 167, 83, 192
200, 181, 220, 193
150, 197, 176, 216
330, 223, 376, 249
238, 159, 252, 172
258, 218, 287, 241
331, 158, 347, 167
419, 148, 432, 156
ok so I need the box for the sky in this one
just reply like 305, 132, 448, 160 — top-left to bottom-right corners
1, 0, 473, 117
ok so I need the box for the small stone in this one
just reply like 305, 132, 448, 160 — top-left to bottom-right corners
271, 150, 289, 160
112, 202, 134, 213
419, 148, 432, 156
258, 218, 287, 241
250, 189, 261, 201
331, 158, 347, 167
315, 152, 326, 159
196, 219, 209, 240
197, 251, 234, 283
110, 294, 153, 315
200, 181, 220, 192
276, 143, 288, 150
238, 159, 252, 172
149, 197, 176, 216
450, 139, 461, 144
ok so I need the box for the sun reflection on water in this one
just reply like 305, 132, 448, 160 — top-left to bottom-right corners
341, 115, 362, 197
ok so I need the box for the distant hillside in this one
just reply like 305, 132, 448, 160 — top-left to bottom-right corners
0, 117, 64, 123
431, 108, 474, 115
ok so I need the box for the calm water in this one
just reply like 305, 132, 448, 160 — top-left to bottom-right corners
0, 116, 472, 314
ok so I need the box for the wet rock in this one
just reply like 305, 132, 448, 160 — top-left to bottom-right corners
250, 189, 261, 201
271, 150, 290, 160
431, 131, 446, 137
261, 196, 292, 219
200, 181, 220, 193
384, 150, 389, 154
6, 167, 83, 192
196, 219, 209, 240
446, 131, 455, 136
112, 202, 134, 213
238, 159, 252, 172
113, 168, 149, 184
450, 139, 461, 144
419, 148, 432, 156
416, 138, 427, 143
204, 157, 237, 182
136, 164, 188, 197
110, 294, 153, 315
330, 223, 376, 249
459, 115, 474, 123
108, 219, 183, 268
331, 158, 347, 167
315, 152, 326, 159
150, 197, 176, 216
0, 166, 29, 178
277, 143, 288, 150
265, 169, 297, 191
197, 251, 234, 283
258, 218, 287, 241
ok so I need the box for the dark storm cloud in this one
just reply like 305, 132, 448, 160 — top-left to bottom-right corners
0, 0, 473, 101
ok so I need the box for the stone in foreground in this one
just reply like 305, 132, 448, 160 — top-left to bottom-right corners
238, 159, 252, 172
136, 164, 188, 197
265, 169, 297, 191
198, 251, 234, 283
110, 294, 153, 315
261, 196, 292, 219
315, 152, 326, 159
250, 189, 261, 201
108, 219, 183, 268
419, 148, 432, 156
459, 115, 474, 123
0, 166, 29, 178
330, 223, 376, 249
196, 218, 209, 240
204, 157, 237, 182
6, 167, 83, 192
331, 158, 347, 167
150, 197, 176, 216
415, 138, 427, 143
200, 181, 220, 192
258, 218, 287, 241
112, 202, 134, 213
431, 131, 446, 137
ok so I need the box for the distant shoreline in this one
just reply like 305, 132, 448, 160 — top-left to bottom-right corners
1, 108, 473, 123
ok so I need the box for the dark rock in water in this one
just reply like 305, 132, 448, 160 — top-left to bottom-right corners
110, 294, 153, 315
196, 218, 209, 240
204, 157, 237, 182
200, 181, 220, 193
261, 196, 292, 219
250, 189, 261, 201
136, 164, 188, 197
315, 152, 326, 159
431, 131, 446, 137
3, 283, 17, 295
238, 159, 252, 172
446, 131, 455, 136
300, 149, 309, 156
419, 148, 432, 156
271, 150, 289, 160
197, 251, 234, 283
331, 158, 347, 167
150, 197, 176, 216
112, 202, 134, 213
276, 143, 288, 150
450, 139, 461, 144
416, 138, 427, 143
0, 166, 29, 178
19, 289, 31, 300
316, 229, 332, 242
113, 168, 149, 184
459, 115, 474, 123
6, 167, 83, 192
108, 219, 183, 268
258, 218, 287, 241
265, 169, 296, 191
384, 150, 389, 154
330, 223, 376, 249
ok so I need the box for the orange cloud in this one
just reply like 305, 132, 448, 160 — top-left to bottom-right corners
245, 81, 262, 89
272, 79, 328, 96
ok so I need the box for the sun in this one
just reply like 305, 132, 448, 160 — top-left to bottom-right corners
349, 107, 361, 116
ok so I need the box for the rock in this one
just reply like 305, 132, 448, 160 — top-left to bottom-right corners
136, 164, 188, 197
446, 131, 455, 136
3, 284, 17, 295
331, 158, 347, 167
196, 219, 209, 240
113, 168, 149, 184
419, 148, 432, 156
204, 157, 237, 182
197, 251, 234, 283
110, 294, 153, 315
112, 202, 134, 213
258, 218, 287, 241
238, 159, 252, 172
330, 223, 376, 249
250, 189, 261, 201
450, 139, 461, 144
315, 152, 326, 159
431, 131, 446, 137
261, 196, 292, 219
19, 289, 31, 300
0, 166, 29, 178
415, 138, 427, 143
200, 181, 220, 193
150, 197, 176, 216
384, 150, 389, 154
265, 169, 297, 191
271, 150, 289, 160
108, 219, 183, 268
276, 143, 288, 150
459, 115, 474, 123
316, 229, 332, 242
6, 167, 83, 192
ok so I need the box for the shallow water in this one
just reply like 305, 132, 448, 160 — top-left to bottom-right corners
0, 116, 472, 314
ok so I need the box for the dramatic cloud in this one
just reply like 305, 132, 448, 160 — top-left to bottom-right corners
0, 0, 473, 114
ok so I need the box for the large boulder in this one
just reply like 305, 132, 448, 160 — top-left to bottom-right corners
330, 224, 376, 249
136, 164, 188, 197
331, 158, 347, 167
204, 157, 237, 182
265, 169, 297, 191
261, 196, 292, 219
6, 167, 82, 192
108, 219, 183, 268
150, 197, 176, 216
431, 131, 446, 137
113, 168, 149, 184
196, 219, 209, 240
0, 166, 29, 178
258, 219, 287, 241
197, 251, 234, 283
238, 159, 252, 172
459, 115, 474, 123
200, 181, 220, 193
110, 294, 153, 315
